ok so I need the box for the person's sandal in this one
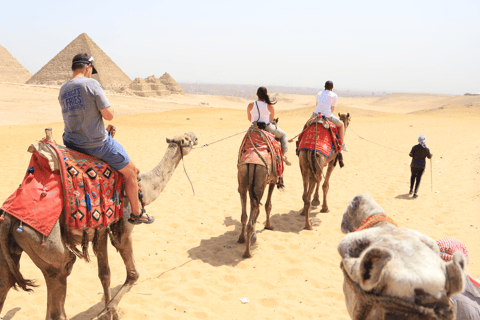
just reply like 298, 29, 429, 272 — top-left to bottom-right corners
128, 209, 155, 225
283, 156, 292, 166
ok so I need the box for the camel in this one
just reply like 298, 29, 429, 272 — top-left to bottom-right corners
237, 125, 282, 259
0, 129, 198, 320
338, 193, 466, 319
298, 113, 350, 230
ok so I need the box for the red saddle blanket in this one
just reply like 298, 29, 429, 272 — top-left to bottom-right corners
238, 129, 284, 178
1, 139, 125, 236
296, 117, 341, 158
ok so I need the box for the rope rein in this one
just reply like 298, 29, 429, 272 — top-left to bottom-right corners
180, 146, 195, 195
193, 130, 248, 149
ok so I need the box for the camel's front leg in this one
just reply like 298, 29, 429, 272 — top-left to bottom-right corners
321, 162, 335, 213
94, 229, 115, 319
264, 182, 275, 230
94, 227, 138, 320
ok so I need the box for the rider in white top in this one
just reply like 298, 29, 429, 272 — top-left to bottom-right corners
250, 100, 271, 124
247, 87, 291, 166
312, 81, 348, 152
314, 90, 337, 118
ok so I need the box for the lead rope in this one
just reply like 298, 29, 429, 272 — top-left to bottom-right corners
193, 130, 247, 149
180, 145, 195, 195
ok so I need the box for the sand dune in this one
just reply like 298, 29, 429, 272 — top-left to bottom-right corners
0, 84, 479, 319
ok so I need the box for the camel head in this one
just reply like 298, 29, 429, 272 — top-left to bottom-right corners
338, 113, 351, 129
341, 193, 384, 233
166, 132, 198, 156
338, 194, 466, 320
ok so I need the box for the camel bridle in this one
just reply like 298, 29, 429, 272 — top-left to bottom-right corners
340, 262, 455, 319
341, 213, 456, 320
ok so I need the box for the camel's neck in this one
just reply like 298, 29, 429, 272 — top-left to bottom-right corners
138, 143, 185, 206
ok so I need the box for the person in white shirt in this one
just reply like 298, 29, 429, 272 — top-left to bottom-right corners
312, 81, 348, 152
247, 87, 291, 165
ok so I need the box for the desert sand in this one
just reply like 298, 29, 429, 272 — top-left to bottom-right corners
0, 83, 479, 319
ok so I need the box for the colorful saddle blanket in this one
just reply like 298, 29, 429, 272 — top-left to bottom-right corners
296, 115, 341, 158
238, 129, 284, 178
1, 139, 125, 236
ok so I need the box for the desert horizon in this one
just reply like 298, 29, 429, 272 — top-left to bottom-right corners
0, 82, 479, 319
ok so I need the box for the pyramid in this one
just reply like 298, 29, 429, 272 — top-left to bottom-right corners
128, 73, 185, 97
0, 44, 32, 84
26, 33, 131, 88
159, 72, 185, 94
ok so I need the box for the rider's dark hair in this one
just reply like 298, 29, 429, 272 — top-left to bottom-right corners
325, 81, 334, 90
256, 87, 277, 105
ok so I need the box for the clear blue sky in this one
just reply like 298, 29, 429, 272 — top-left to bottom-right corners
1, 0, 479, 94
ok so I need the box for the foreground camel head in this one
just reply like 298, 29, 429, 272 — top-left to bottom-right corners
338, 113, 351, 129
166, 132, 198, 156
338, 194, 466, 320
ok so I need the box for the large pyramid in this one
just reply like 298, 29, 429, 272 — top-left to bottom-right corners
26, 33, 131, 88
0, 44, 32, 83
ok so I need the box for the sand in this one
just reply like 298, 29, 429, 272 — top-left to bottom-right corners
0, 84, 479, 319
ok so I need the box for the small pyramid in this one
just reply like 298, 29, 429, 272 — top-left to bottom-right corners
159, 72, 185, 94
0, 44, 32, 84
128, 73, 185, 97
26, 33, 131, 88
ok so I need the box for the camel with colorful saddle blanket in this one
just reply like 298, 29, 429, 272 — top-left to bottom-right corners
0, 128, 198, 320
293, 113, 350, 230
236, 122, 285, 258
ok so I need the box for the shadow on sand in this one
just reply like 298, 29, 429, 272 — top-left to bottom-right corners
395, 193, 414, 200
187, 207, 323, 267
2, 307, 21, 320
71, 285, 124, 320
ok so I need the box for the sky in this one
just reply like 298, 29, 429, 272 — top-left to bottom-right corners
1, 0, 479, 95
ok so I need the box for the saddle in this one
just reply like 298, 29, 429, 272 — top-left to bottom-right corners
238, 125, 284, 182
296, 114, 342, 158
0, 134, 125, 237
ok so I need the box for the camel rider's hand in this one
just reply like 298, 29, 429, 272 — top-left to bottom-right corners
106, 124, 117, 138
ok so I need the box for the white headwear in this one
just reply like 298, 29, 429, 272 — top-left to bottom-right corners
418, 135, 427, 148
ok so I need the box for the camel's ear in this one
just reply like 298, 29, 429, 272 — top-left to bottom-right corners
359, 247, 392, 291
166, 138, 172, 144
445, 251, 466, 296
338, 112, 341, 117
347, 113, 350, 118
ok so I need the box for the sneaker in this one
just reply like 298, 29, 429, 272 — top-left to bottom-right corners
283, 156, 292, 166
342, 143, 349, 152
413, 194, 418, 199
409, 190, 413, 195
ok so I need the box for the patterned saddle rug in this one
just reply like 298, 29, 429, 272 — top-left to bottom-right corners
0, 138, 124, 236
296, 115, 341, 158
238, 128, 284, 179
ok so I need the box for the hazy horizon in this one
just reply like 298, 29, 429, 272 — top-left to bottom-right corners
1, 0, 479, 95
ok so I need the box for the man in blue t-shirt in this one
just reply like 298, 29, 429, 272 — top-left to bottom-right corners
59, 53, 154, 225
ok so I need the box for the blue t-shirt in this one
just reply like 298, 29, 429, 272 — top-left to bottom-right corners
59, 77, 110, 148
